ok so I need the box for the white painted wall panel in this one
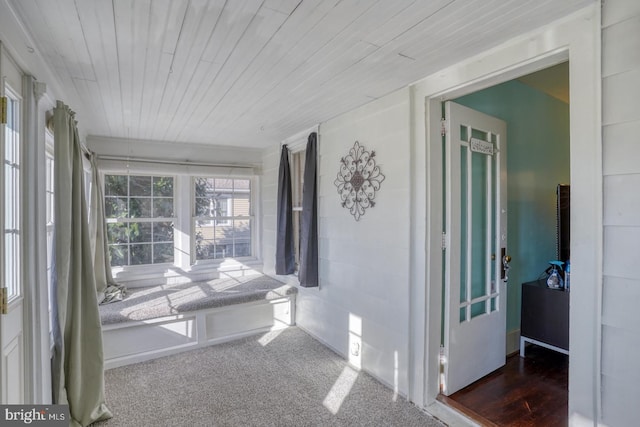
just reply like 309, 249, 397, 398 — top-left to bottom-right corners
602, 277, 640, 331
602, 15, 640, 77
295, 290, 350, 354
603, 121, 640, 175
601, 325, 640, 382
603, 175, 640, 226
301, 88, 411, 392
602, 68, 640, 125
602, 0, 640, 27
601, 2, 640, 425
262, 88, 411, 392
601, 374, 639, 427
603, 226, 640, 279
261, 144, 280, 276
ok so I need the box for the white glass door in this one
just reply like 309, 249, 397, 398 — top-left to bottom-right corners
442, 101, 507, 396
1, 60, 25, 404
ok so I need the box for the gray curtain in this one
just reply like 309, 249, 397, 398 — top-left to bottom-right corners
89, 155, 126, 304
51, 101, 112, 426
276, 145, 295, 274
299, 133, 318, 287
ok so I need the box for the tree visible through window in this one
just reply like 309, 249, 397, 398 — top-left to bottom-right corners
105, 175, 175, 266
193, 178, 252, 260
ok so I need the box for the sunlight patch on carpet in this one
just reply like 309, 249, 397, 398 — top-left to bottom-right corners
323, 365, 358, 415
257, 329, 284, 346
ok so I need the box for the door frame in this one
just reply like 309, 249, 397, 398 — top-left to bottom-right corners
409, 4, 602, 424
0, 41, 53, 404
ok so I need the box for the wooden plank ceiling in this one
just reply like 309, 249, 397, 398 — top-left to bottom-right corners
9, 0, 591, 149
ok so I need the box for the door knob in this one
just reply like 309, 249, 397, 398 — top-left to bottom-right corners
501, 251, 511, 281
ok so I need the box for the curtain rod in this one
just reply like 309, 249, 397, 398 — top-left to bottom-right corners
97, 155, 255, 169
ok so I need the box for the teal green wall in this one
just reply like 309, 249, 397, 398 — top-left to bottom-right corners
455, 80, 569, 333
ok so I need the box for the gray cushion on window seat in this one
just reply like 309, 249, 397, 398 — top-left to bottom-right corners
99, 274, 296, 325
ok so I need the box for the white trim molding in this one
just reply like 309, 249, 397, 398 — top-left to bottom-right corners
281, 124, 319, 153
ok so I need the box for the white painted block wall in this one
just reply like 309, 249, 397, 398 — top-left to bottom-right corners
601, 1, 640, 425
262, 88, 412, 394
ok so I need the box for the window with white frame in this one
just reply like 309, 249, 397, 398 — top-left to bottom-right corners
45, 129, 54, 295
291, 149, 305, 272
104, 174, 175, 266
193, 177, 252, 261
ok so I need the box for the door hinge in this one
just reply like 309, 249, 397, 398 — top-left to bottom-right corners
1, 97, 7, 125
441, 232, 447, 250
441, 118, 447, 136
439, 345, 446, 392
0, 287, 7, 315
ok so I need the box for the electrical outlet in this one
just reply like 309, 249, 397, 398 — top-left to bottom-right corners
350, 341, 360, 357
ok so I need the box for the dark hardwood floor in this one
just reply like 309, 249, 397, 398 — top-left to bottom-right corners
439, 345, 569, 426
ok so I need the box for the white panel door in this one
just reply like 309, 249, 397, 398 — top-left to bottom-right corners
442, 101, 508, 396
1, 56, 25, 404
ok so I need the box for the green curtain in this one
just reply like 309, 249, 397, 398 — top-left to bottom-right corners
51, 101, 112, 426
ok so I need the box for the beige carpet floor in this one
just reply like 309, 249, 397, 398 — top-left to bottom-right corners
94, 327, 443, 427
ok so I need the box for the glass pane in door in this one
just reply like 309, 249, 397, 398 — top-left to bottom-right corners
3, 91, 20, 300
470, 150, 488, 300
458, 125, 497, 322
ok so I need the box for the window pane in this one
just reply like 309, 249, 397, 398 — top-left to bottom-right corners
234, 192, 250, 216
234, 219, 251, 257
460, 147, 468, 304
471, 301, 486, 319
215, 178, 233, 191
235, 242, 251, 258
130, 244, 152, 265
471, 151, 488, 300
105, 197, 127, 218
153, 221, 174, 242
130, 176, 152, 196
196, 240, 217, 260
153, 176, 173, 197
3, 94, 21, 298
195, 197, 211, 216
153, 197, 174, 217
214, 224, 233, 258
217, 198, 229, 218
234, 179, 250, 190
154, 243, 174, 264
109, 246, 128, 266
194, 178, 213, 198
130, 198, 151, 218
107, 223, 129, 244
105, 175, 128, 196
129, 222, 152, 243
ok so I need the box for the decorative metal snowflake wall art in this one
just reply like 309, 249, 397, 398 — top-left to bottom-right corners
334, 141, 385, 221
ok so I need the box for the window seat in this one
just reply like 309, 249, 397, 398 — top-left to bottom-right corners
99, 274, 296, 369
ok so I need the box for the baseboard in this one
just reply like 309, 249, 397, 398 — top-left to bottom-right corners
424, 400, 481, 427
506, 329, 520, 356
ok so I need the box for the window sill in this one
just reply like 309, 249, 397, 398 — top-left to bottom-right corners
271, 273, 319, 291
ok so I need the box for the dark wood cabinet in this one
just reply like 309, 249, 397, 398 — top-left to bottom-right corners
520, 279, 569, 356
